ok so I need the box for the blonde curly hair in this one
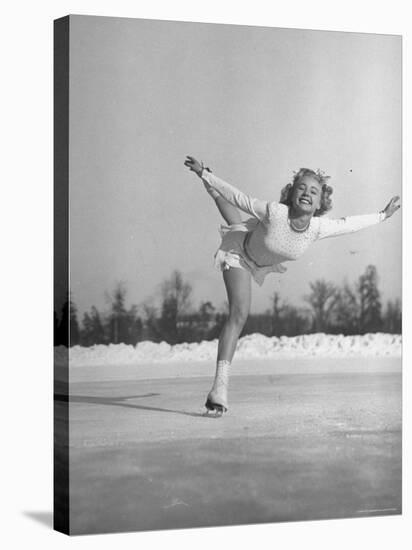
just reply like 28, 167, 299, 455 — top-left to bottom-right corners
279, 168, 333, 217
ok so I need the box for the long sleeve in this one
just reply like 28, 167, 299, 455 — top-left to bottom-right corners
317, 212, 386, 240
200, 169, 269, 220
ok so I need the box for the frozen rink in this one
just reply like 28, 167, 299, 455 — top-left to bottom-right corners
55, 355, 402, 535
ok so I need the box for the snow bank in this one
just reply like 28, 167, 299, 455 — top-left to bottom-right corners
55, 333, 401, 367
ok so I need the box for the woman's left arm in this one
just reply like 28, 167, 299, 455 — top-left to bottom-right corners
317, 196, 400, 240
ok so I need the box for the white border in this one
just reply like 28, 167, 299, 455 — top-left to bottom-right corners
1, 1, 409, 548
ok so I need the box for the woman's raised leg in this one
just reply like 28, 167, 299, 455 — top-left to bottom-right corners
203, 180, 242, 225
205, 267, 251, 414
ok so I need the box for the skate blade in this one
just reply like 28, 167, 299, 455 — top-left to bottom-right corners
203, 408, 224, 418
204, 399, 227, 417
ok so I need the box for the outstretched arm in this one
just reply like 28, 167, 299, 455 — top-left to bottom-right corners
317, 196, 400, 240
184, 155, 269, 220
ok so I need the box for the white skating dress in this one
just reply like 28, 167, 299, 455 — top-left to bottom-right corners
200, 169, 386, 286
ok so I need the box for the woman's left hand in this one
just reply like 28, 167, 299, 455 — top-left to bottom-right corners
382, 196, 401, 218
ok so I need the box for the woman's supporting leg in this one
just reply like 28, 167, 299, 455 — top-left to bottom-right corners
203, 180, 242, 225
205, 267, 251, 413
218, 267, 251, 361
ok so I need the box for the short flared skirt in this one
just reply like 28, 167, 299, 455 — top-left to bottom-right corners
213, 219, 286, 286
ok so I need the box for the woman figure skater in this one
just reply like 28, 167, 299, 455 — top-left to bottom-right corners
184, 155, 400, 416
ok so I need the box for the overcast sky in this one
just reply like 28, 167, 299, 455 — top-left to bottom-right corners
67, 15, 401, 318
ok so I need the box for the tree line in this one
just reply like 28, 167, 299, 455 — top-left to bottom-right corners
54, 265, 401, 347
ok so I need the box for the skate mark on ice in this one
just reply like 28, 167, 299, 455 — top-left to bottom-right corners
57, 393, 206, 418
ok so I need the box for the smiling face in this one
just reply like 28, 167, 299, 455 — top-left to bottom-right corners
291, 175, 323, 216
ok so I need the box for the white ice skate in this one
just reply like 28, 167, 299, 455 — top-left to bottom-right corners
204, 360, 230, 417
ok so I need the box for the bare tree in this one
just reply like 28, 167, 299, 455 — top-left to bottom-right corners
158, 270, 193, 344
161, 270, 192, 314
105, 282, 142, 344
358, 265, 382, 333
304, 279, 339, 332
382, 298, 401, 334
105, 282, 127, 344
333, 283, 360, 334
271, 291, 283, 334
81, 306, 106, 346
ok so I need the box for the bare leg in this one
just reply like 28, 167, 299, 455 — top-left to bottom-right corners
205, 267, 251, 413
218, 267, 251, 361
215, 196, 242, 225
203, 180, 242, 225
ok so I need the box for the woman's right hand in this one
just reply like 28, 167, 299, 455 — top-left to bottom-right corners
184, 156, 203, 176
382, 196, 401, 219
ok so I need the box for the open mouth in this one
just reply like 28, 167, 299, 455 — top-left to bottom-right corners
299, 197, 312, 205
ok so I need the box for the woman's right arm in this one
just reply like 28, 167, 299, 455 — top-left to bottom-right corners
184, 156, 269, 220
